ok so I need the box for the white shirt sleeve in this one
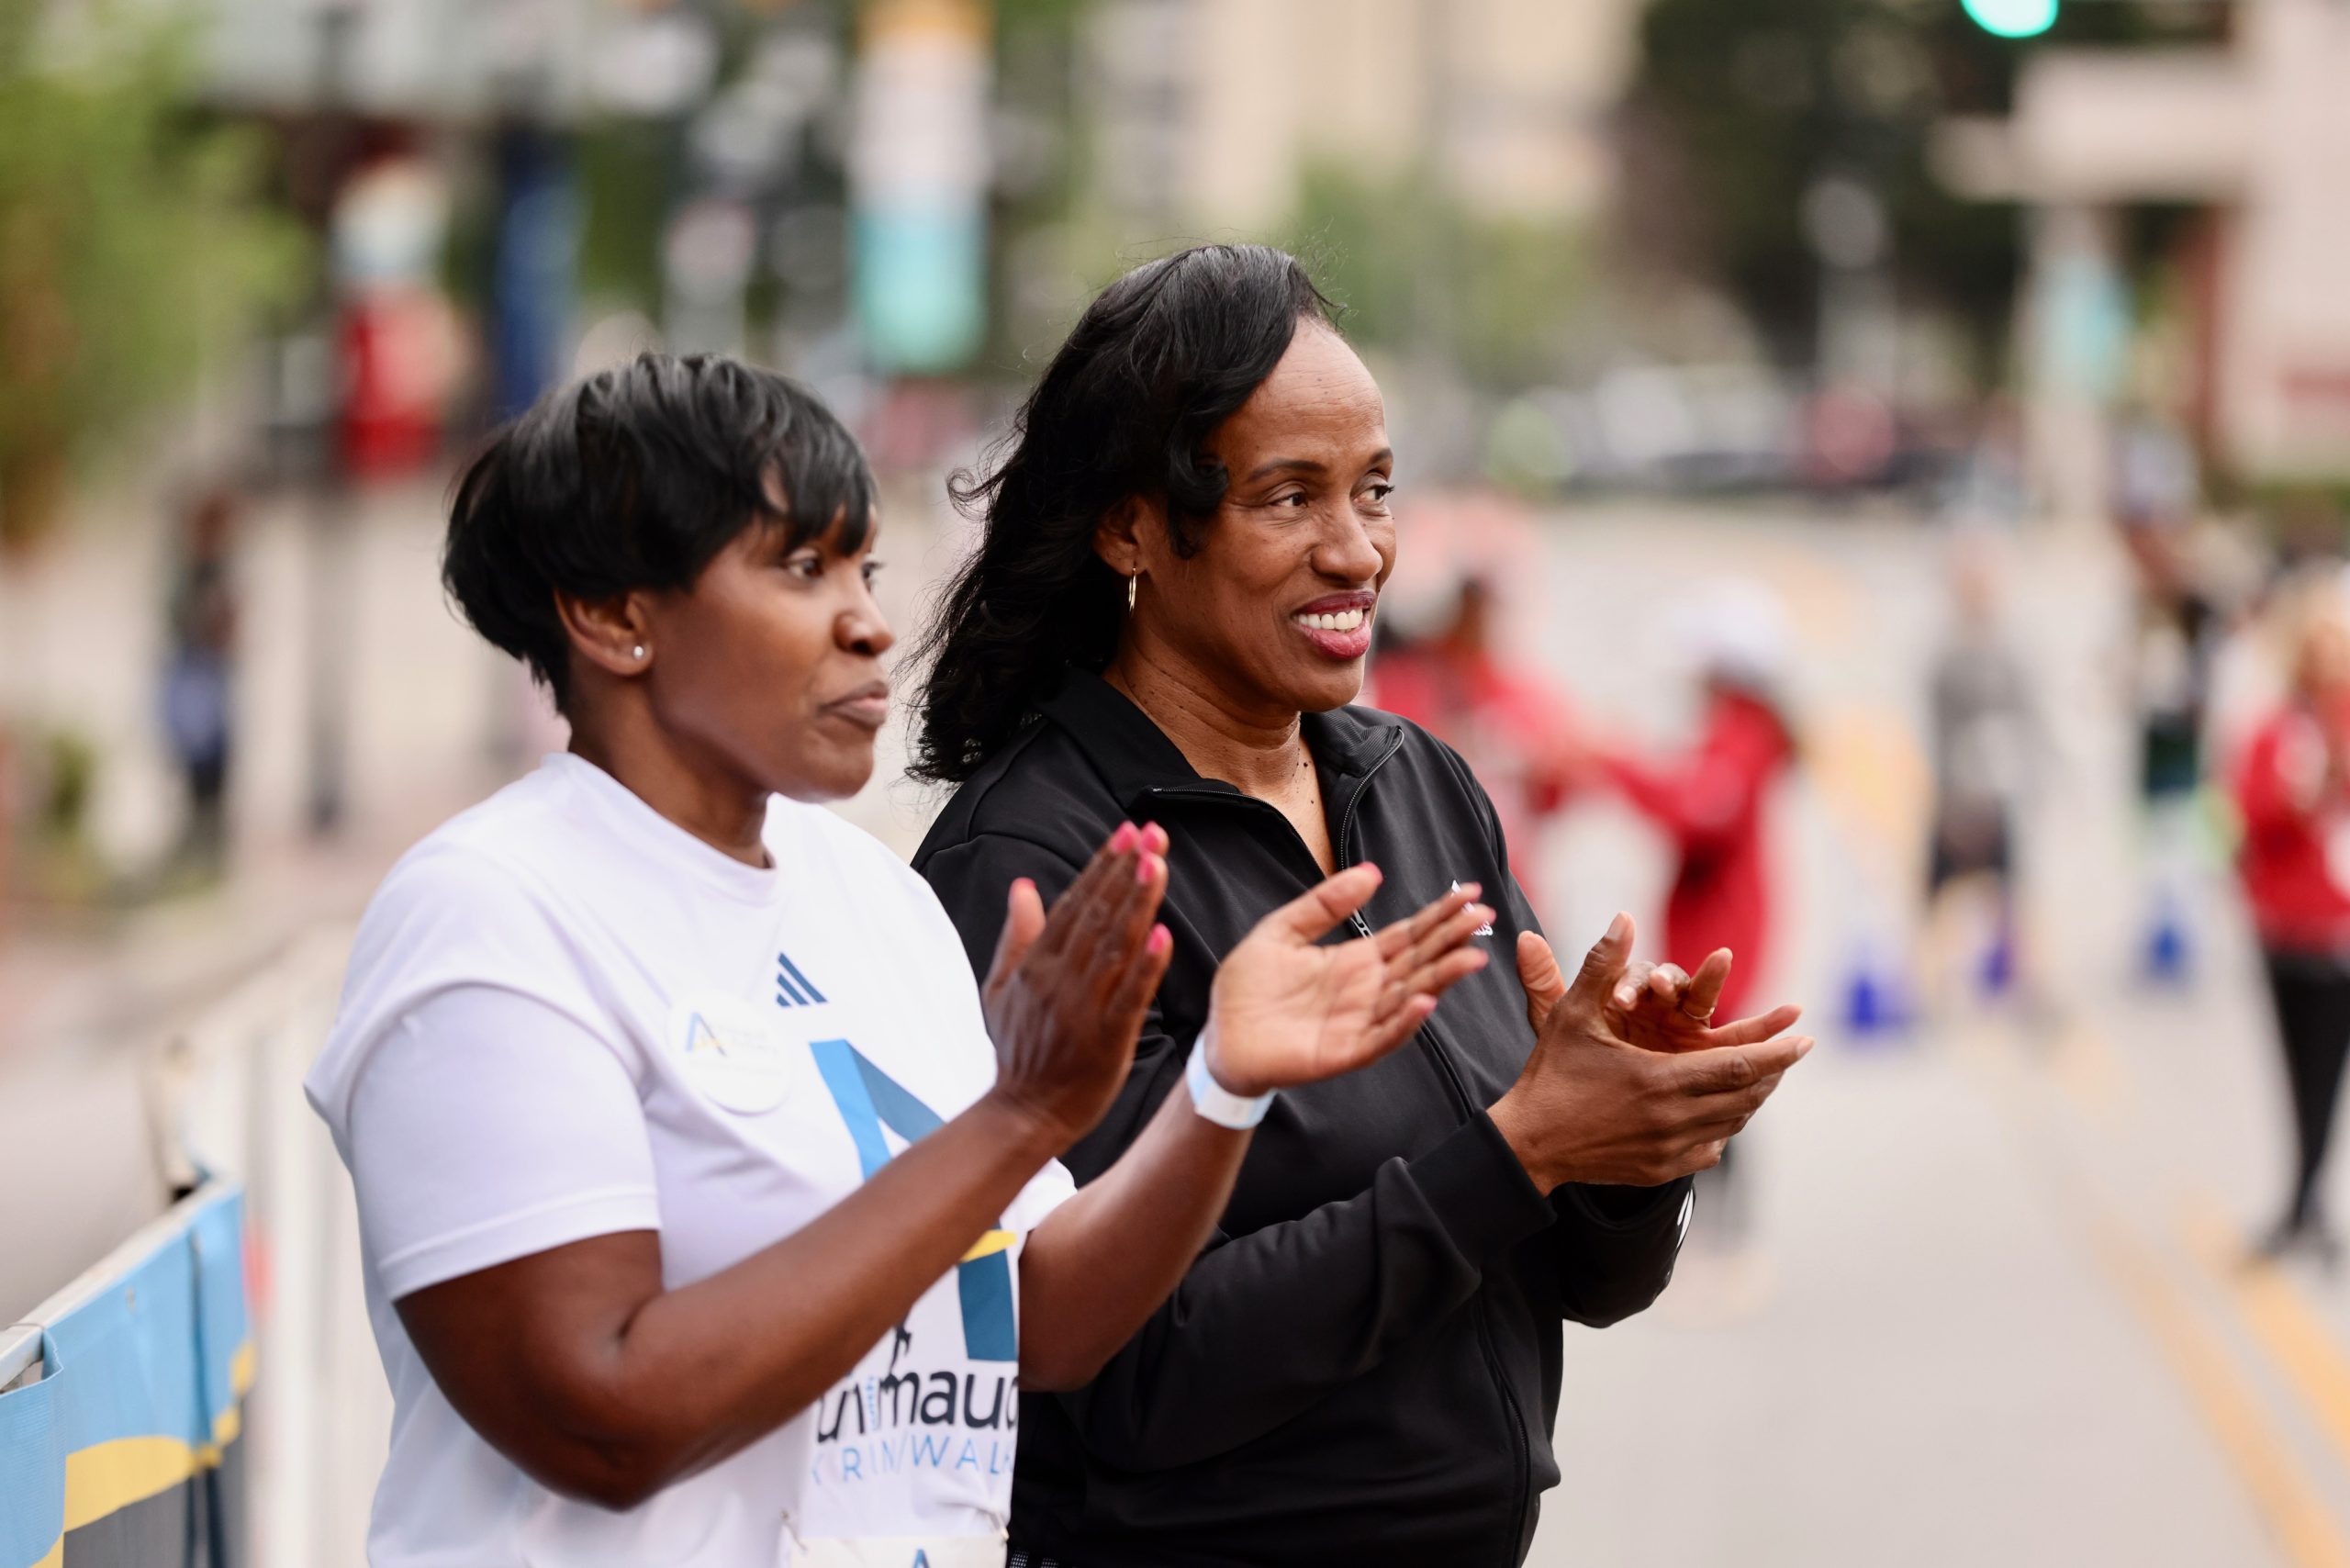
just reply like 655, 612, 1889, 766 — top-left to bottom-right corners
346, 984, 663, 1301
1007, 1158, 1077, 1236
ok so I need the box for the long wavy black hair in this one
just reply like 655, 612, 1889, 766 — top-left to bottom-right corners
909, 243, 1335, 784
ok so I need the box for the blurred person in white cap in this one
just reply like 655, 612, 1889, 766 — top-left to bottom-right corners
1594, 580, 1798, 1251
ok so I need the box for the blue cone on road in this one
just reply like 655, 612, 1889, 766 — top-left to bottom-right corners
2143, 892, 2193, 985
1978, 919, 2016, 999
1842, 935, 1912, 1043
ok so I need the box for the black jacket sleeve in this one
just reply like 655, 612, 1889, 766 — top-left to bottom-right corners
1063, 1110, 1556, 1468
1463, 748, 1693, 1328
921, 829, 1560, 1469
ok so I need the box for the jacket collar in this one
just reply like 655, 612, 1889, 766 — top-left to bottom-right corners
1038, 669, 1404, 813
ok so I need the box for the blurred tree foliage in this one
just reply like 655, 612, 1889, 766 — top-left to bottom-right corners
1284, 164, 1588, 393
574, 119, 676, 313
1627, 0, 2224, 369
0, 0, 306, 547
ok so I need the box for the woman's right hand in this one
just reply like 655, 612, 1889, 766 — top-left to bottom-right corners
1200, 868, 1491, 1096
981, 822, 1176, 1149
1488, 912, 1813, 1193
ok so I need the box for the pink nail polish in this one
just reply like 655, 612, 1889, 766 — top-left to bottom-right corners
1147, 924, 1171, 954
1111, 822, 1137, 853
1136, 853, 1159, 885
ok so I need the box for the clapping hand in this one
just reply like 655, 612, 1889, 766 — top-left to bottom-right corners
1490, 913, 1811, 1193
983, 822, 1176, 1148
1201, 868, 1492, 1098
1513, 932, 1802, 1057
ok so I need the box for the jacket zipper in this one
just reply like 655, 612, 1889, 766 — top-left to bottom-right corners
1327, 738, 1536, 1564
1147, 733, 1536, 1562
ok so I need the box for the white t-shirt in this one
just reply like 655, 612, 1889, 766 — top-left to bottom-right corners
306, 753, 1072, 1568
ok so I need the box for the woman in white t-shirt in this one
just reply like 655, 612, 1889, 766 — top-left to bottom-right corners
306, 353, 1491, 1568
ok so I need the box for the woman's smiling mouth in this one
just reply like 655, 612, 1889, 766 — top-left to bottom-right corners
1290, 593, 1376, 659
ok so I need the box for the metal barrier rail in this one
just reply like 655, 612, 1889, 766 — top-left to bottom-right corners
154, 924, 386, 1568
1, 1179, 252, 1568
6, 924, 378, 1567
1, 1188, 233, 1385
5, 913, 381, 1568
0, 1321, 39, 1394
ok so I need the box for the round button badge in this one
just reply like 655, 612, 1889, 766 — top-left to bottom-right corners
669, 995, 794, 1114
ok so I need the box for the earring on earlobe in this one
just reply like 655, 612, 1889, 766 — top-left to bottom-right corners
1126, 572, 1138, 611
631, 644, 645, 660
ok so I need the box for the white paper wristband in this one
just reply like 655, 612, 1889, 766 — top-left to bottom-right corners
1185, 1036, 1274, 1129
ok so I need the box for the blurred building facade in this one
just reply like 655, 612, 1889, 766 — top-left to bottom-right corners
1942, 0, 2350, 511
1082, 0, 1642, 232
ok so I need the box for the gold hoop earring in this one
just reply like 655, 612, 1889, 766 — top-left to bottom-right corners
1126, 571, 1138, 611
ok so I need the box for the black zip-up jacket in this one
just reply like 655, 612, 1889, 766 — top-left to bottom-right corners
912, 672, 1691, 1568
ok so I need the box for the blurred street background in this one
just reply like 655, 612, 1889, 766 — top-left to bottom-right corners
7, 0, 2350, 1563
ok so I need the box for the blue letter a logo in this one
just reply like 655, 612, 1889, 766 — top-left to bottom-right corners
809, 1038, 1018, 1361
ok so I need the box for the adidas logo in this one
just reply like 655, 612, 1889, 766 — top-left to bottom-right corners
774, 949, 828, 1009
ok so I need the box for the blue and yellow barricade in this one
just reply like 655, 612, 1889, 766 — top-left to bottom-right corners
1, 1182, 253, 1568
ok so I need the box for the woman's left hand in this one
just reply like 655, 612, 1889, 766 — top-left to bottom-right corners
1201, 869, 1491, 1097
1515, 933, 1802, 1056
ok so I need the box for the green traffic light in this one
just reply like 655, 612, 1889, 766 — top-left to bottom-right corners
1963, 0, 2058, 36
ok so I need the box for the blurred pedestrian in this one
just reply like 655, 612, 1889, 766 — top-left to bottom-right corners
305, 354, 1481, 1566
1595, 583, 1798, 1248
160, 483, 241, 873
1369, 575, 1588, 906
1921, 537, 2040, 1009
2230, 571, 2350, 1262
2122, 514, 2225, 982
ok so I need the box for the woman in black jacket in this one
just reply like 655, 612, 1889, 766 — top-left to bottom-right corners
909, 245, 1812, 1568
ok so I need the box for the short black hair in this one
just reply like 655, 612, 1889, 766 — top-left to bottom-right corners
909, 244, 1336, 783
443, 353, 876, 711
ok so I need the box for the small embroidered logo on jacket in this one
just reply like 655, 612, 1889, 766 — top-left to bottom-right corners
1450, 881, 1495, 936
775, 949, 829, 1007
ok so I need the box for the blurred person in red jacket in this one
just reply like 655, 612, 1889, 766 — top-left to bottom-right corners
2232, 570, 2350, 1261
1596, 585, 1797, 1248
1368, 576, 1587, 906
1601, 586, 1797, 1025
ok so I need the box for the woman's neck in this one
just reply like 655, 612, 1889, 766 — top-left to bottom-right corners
1102, 644, 1310, 801
566, 700, 771, 868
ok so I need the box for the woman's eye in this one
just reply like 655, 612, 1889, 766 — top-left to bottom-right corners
786, 554, 824, 579
1272, 491, 1310, 509
861, 559, 885, 587
1363, 482, 1396, 507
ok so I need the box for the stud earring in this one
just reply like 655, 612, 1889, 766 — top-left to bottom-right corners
1126, 572, 1138, 611
631, 644, 645, 659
